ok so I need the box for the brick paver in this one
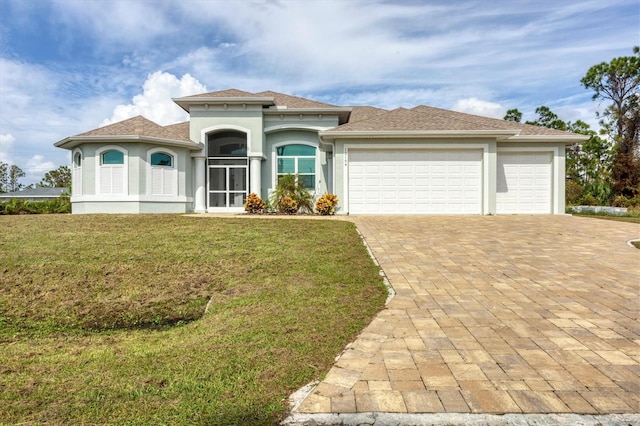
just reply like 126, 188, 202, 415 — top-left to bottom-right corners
296, 215, 640, 414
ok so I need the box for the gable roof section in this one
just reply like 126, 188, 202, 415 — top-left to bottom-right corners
54, 116, 200, 150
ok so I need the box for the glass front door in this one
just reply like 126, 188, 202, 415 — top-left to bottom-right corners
207, 158, 248, 210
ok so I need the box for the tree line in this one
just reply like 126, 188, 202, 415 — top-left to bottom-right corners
504, 47, 639, 207
0, 163, 71, 193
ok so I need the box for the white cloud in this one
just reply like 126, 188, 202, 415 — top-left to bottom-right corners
452, 98, 505, 119
101, 71, 207, 126
50, 0, 177, 49
23, 154, 57, 184
0, 134, 16, 164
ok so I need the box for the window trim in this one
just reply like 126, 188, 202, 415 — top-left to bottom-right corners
72, 148, 83, 196
272, 141, 318, 190
96, 145, 128, 196
147, 148, 178, 196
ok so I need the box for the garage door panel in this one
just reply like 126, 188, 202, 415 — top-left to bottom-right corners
497, 152, 551, 214
348, 149, 482, 214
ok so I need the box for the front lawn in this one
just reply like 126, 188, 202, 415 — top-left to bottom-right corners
0, 215, 387, 425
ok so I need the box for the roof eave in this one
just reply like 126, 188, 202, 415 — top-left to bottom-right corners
55, 135, 202, 150
505, 134, 590, 143
319, 130, 519, 140
264, 107, 352, 123
172, 96, 276, 112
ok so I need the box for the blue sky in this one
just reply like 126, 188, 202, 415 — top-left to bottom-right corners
0, 0, 637, 185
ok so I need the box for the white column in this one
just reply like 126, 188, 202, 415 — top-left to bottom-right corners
194, 156, 206, 213
249, 156, 262, 196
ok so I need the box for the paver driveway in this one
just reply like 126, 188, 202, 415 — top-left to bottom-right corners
296, 215, 640, 415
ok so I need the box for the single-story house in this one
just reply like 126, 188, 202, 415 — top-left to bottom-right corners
0, 187, 69, 202
55, 89, 587, 215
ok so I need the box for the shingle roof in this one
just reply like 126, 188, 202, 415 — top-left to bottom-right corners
164, 121, 190, 139
254, 90, 338, 108
61, 91, 583, 147
412, 105, 574, 136
76, 116, 192, 142
328, 105, 578, 137
181, 88, 258, 99
347, 106, 388, 124
333, 107, 507, 132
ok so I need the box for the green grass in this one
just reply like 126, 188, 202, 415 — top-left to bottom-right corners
0, 215, 387, 425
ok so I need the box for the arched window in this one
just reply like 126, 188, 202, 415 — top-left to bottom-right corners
276, 144, 316, 189
150, 152, 173, 167
96, 146, 127, 195
72, 150, 82, 196
101, 150, 124, 165
148, 149, 177, 196
207, 131, 247, 156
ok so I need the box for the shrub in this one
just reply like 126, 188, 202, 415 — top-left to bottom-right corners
565, 181, 583, 206
612, 195, 631, 208
270, 174, 314, 214
0, 197, 71, 215
579, 193, 598, 206
315, 193, 339, 215
244, 193, 265, 214
277, 196, 298, 214
628, 194, 640, 207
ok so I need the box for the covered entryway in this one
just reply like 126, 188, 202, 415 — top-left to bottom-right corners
347, 149, 483, 214
206, 130, 249, 212
497, 152, 552, 214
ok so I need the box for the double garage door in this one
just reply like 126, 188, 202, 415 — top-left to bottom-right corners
347, 149, 552, 214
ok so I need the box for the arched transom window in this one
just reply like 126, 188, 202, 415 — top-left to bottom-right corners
207, 131, 247, 156
101, 150, 124, 165
150, 152, 173, 167
276, 144, 316, 189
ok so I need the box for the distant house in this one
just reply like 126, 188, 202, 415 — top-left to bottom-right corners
0, 187, 69, 202
54, 89, 587, 215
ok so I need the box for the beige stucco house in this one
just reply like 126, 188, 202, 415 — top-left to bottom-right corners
55, 89, 587, 214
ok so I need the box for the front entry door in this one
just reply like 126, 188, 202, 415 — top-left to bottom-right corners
207, 158, 248, 211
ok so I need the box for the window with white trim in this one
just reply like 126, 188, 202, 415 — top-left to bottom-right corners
97, 147, 126, 195
72, 150, 82, 196
148, 150, 177, 196
276, 144, 316, 189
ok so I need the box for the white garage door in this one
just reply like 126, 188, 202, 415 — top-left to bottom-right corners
497, 152, 552, 214
348, 149, 483, 214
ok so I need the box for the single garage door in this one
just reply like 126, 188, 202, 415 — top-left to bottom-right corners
348, 149, 483, 214
497, 152, 552, 214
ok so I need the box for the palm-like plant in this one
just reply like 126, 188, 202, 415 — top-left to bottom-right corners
270, 174, 314, 214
